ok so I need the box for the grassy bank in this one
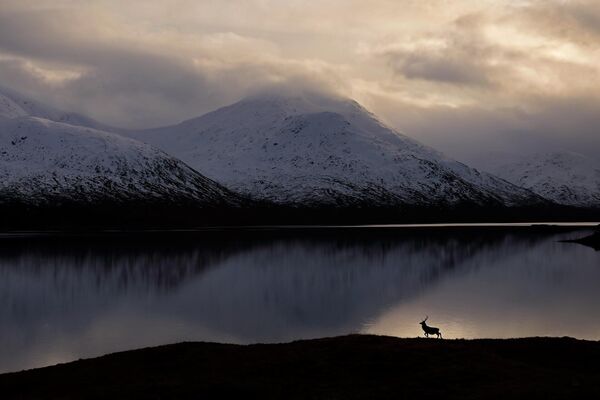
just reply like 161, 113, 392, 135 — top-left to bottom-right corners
1, 335, 600, 399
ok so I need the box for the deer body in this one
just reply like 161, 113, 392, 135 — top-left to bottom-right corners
420, 316, 442, 339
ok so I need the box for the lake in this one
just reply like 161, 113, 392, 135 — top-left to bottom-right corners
0, 225, 599, 373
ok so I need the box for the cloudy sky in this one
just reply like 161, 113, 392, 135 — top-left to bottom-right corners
0, 0, 599, 163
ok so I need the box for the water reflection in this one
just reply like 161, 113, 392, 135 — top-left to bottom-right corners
0, 228, 598, 373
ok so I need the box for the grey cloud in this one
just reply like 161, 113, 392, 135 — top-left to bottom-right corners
568, 4, 600, 37
0, 55, 343, 128
377, 12, 495, 87
375, 5, 599, 93
362, 4, 600, 164
372, 94, 600, 165
508, 0, 600, 46
0, 53, 236, 128
0, 8, 343, 128
0, 11, 220, 126
0, 0, 599, 165
387, 52, 490, 86
0, 58, 47, 93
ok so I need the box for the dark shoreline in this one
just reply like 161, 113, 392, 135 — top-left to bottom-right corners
0, 222, 595, 248
2, 335, 600, 399
563, 231, 600, 250
1, 200, 599, 230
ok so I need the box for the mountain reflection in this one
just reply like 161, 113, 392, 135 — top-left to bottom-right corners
0, 228, 596, 373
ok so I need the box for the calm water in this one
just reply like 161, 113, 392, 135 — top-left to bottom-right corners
0, 226, 599, 373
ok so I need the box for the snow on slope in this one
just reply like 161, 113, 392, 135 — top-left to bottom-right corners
0, 116, 238, 207
0, 92, 27, 119
0, 86, 115, 131
479, 152, 600, 207
129, 92, 543, 207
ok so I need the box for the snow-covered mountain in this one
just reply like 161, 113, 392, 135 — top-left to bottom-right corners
0, 87, 241, 210
0, 86, 114, 131
477, 152, 600, 208
0, 116, 239, 209
129, 92, 543, 208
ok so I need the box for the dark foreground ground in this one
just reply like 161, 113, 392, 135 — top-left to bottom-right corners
2, 335, 600, 399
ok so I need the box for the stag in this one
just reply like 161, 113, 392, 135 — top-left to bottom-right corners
419, 316, 442, 338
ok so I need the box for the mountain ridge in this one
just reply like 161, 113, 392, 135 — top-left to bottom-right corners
0, 116, 241, 207
129, 91, 546, 209
0, 87, 248, 227
477, 151, 600, 208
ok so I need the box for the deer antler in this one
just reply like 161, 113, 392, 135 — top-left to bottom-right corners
424, 316, 428, 322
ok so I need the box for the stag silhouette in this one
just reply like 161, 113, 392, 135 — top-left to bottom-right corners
419, 316, 442, 338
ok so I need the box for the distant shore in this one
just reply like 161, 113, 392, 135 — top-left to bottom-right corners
2, 335, 600, 399
1, 198, 599, 230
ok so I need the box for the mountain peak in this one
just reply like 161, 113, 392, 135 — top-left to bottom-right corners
129, 93, 542, 208
185, 90, 378, 134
